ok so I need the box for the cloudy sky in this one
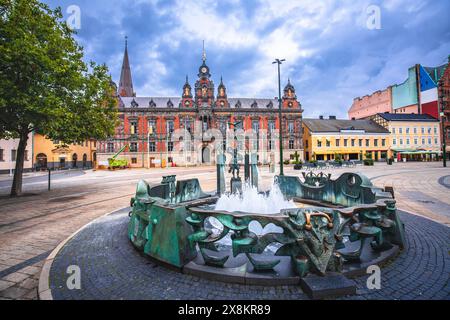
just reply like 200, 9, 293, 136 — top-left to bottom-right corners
44, 0, 450, 118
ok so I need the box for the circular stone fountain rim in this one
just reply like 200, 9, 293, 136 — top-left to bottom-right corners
187, 196, 396, 222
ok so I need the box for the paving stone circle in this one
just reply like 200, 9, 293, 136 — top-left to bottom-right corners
48, 208, 450, 300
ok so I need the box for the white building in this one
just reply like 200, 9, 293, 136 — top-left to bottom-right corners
0, 133, 34, 174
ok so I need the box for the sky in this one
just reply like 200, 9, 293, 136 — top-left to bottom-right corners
44, 0, 450, 118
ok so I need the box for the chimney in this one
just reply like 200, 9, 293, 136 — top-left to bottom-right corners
329, 115, 336, 120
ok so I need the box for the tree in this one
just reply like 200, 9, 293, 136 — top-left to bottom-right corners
0, 0, 118, 196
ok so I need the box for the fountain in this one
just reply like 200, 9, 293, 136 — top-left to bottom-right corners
128, 143, 406, 298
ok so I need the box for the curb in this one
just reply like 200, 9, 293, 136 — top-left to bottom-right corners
397, 206, 450, 227
37, 207, 129, 300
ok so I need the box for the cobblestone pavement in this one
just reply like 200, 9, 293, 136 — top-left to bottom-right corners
48, 208, 449, 300
0, 162, 449, 300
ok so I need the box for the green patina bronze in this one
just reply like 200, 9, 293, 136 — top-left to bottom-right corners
128, 171, 406, 278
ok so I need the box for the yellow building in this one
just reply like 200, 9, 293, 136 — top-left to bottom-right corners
33, 133, 97, 170
303, 117, 391, 162
372, 113, 441, 161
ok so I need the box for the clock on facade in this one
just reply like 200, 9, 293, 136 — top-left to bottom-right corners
201, 67, 208, 73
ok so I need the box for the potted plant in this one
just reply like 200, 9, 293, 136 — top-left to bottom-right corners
364, 152, 374, 166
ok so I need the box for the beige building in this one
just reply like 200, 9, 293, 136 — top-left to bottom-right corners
33, 133, 97, 170
372, 113, 441, 161
0, 133, 34, 174
303, 117, 391, 162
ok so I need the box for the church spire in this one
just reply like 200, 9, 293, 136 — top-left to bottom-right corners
119, 36, 134, 97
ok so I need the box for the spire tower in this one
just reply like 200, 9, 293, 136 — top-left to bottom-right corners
118, 36, 134, 97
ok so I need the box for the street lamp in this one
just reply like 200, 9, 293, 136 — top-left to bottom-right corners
273, 58, 286, 176
438, 79, 447, 167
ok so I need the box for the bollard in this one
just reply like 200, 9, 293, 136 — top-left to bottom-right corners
48, 168, 51, 191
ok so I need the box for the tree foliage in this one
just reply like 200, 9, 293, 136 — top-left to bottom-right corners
0, 0, 118, 195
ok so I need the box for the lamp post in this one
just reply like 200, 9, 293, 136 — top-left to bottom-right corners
273, 58, 285, 176
438, 79, 447, 167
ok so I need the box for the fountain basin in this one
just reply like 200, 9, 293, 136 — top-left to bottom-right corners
128, 172, 406, 286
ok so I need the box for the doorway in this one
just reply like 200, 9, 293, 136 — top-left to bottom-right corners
202, 147, 211, 164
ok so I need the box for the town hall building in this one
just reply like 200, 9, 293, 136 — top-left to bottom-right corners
97, 41, 304, 168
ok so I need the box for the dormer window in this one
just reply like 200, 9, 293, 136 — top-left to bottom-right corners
149, 99, 156, 108
131, 99, 139, 108
251, 100, 258, 108
235, 100, 242, 109
167, 100, 174, 108
266, 101, 273, 109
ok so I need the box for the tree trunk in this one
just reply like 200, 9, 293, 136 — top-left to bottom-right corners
10, 130, 29, 197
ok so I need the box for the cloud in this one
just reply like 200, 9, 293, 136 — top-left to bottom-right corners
43, 0, 450, 118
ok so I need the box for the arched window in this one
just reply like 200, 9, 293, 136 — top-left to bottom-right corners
72, 153, 78, 168
36, 153, 47, 170
83, 154, 87, 167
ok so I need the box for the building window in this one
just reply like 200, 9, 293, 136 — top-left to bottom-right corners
336, 139, 340, 147
289, 140, 294, 149
0, 148, 3, 161
400, 139, 403, 145
393, 139, 396, 145
434, 127, 437, 134
326, 140, 330, 147
428, 138, 431, 145
406, 138, 410, 145
392, 128, 396, 134
427, 127, 431, 134
413, 127, 417, 134
359, 139, 363, 147
268, 140, 273, 150
305, 140, 309, 148
288, 121, 294, 134
414, 138, 418, 145
406, 127, 410, 134
399, 127, 403, 134
252, 120, 260, 135
107, 143, 114, 153
268, 121, 276, 133
421, 127, 425, 134
434, 137, 438, 144
11, 149, 17, 162
344, 139, 348, 147
168, 141, 174, 152
317, 140, 322, 147
148, 120, 157, 135
167, 120, 175, 134
382, 139, 386, 147
374, 139, 378, 147
130, 142, 138, 152
351, 139, 355, 147
130, 120, 138, 135
422, 138, 425, 145
131, 158, 137, 164
366, 139, 370, 147
149, 142, 156, 152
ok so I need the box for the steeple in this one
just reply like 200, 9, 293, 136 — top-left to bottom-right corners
119, 36, 134, 97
